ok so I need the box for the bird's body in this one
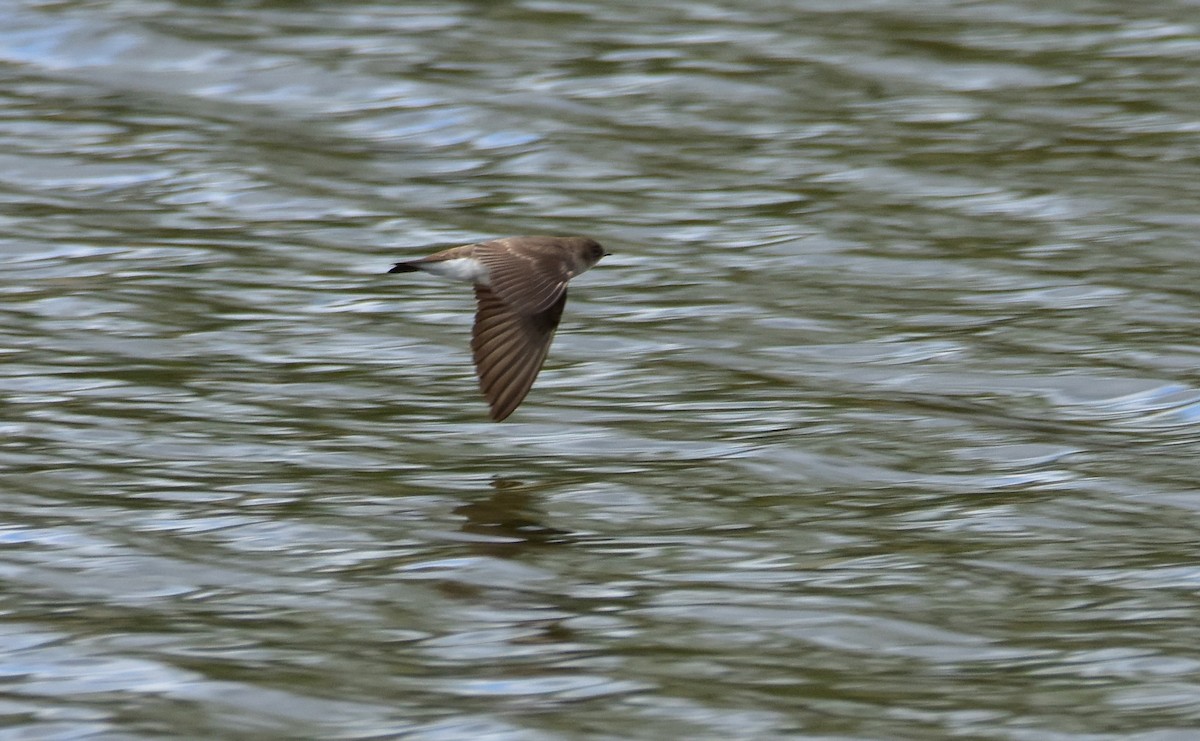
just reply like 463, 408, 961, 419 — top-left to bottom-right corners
407, 256, 491, 283
389, 235, 609, 421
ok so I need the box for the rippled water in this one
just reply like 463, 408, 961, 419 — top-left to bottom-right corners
3, 0, 1200, 738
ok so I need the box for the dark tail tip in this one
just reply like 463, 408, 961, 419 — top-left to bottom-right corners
388, 262, 420, 274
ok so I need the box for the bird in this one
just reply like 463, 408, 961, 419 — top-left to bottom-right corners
388, 235, 610, 421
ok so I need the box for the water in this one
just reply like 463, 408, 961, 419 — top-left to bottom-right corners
3, 0, 1200, 738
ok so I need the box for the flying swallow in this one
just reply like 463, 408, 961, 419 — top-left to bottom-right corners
389, 235, 609, 421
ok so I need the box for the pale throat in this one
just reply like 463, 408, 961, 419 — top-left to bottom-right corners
422, 257, 491, 284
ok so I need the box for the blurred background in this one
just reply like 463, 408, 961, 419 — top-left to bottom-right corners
3, 0, 1200, 738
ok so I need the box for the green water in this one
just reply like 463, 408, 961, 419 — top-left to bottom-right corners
3, 1, 1200, 738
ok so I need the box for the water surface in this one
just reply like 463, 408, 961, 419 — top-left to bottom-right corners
3, 1, 1200, 738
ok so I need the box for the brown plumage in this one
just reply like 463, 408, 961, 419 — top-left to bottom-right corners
388, 236, 609, 421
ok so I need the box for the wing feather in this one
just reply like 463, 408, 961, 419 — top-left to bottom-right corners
471, 284, 567, 421
476, 239, 571, 315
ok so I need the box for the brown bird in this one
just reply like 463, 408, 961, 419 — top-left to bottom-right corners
388, 235, 609, 421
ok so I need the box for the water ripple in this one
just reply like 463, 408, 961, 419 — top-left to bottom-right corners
3, 0, 1200, 738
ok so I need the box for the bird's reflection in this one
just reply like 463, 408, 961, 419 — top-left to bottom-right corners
453, 477, 577, 558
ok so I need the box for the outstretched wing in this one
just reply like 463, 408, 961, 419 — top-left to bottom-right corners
475, 238, 572, 315
471, 284, 567, 421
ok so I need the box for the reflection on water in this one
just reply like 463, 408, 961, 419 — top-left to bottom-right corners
455, 478, 579, 555
3, 0, 1200, 738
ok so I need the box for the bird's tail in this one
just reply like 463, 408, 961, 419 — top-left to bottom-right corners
388, 262, 420, 273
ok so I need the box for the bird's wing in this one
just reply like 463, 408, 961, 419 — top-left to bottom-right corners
475, 239, 571, 315
471, 284, 567, 421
